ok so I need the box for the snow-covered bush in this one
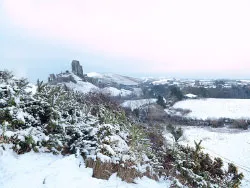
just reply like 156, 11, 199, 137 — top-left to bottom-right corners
161, 142, 244, 187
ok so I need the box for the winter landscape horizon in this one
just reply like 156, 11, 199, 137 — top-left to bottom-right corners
2, 1, 250, 188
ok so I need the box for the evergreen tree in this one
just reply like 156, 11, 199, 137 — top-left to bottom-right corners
156, 95, 166, 108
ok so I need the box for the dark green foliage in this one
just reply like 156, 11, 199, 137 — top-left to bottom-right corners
0, 70, 13, 81
156, 95, 166, 108
183, 84, 250, 99
11, 135, 36, 154
132, 108, 140, 118
128, 124, 152, 161
227, 163, 244, 188
170, 86, 183, 101
36, 79, 46, 93
0, 109, 12, 124
162, 143, 244, 188
166, 124, 183, 142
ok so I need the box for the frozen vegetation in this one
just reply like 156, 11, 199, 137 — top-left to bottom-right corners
178, 126, 250, 188
0, 70, 245, 188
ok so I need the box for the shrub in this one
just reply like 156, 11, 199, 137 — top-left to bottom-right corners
232, 119, 249, 130
210, 118, 225, 128
156, 95, 166, 108
166, 124, 183, 142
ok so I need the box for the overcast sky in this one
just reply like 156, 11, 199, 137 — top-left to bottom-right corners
1, 0, 250, 82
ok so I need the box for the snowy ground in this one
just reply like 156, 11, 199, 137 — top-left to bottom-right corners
102, 87, 132, 97
65, 82, 99, 94
87, 72, 140, 86
0, 148, 171, 188
178, 126, 250, 188
173, 98, 250, 120
121, 98, 157, 111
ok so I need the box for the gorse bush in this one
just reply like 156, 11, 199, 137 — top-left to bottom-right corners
166, 124, 183, 142
162, 142, 244, 188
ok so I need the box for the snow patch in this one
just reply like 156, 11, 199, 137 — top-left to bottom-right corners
121, 98, 157, 111
65, 81, 99, 94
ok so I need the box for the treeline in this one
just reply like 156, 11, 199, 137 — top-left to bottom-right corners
142, 83, 250, 100
183, 85, 250, 99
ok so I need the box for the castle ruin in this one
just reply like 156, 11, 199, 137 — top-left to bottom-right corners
48, 60, 85, 84
72, 60, 83, 77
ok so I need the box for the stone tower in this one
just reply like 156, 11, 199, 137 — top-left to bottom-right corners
71, 60, 83, 77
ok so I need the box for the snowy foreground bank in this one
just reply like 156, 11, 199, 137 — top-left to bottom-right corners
0, 148, 171, 188
173, 98, 250, 120
179, 127, 250, 188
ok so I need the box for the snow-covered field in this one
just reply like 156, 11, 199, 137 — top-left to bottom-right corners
179, 127, 250, 188
0, 148, 171, 188
121, 98, 157, 111
173, 98, 250, 120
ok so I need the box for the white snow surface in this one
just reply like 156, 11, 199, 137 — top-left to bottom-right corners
65, 81, 99, 94
152, 78, 173, 85
178, 126, 250, 188
87, 72, 103, 78
87, 72, 140, 86
0, 149, 171, 188
173, 98, 250, 120
102, 87, 143, 97
25, 84, 37, 94
121, 98, 157, 111
102, 87, 132, 97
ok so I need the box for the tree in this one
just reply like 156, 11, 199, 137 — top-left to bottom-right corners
166, 124, 183, 142
156, 95, 166, 108
36, 79, 46, 93
170, 86, 183, 101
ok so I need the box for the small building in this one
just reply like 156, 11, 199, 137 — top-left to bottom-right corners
184, 93, 198, 99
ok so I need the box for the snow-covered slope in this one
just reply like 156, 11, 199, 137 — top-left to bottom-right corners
102, 87, 132, 97
54, 73, 142, 97
173, 98, 250, 120
152, 78, 174, 85
87, 72, 103, 78
101, 87, 143, 97
121, 98, 157, 111
0, 149, 171, 188
178, 127, 250, 188
65, 81, 99, 94
87, 72, 141, 86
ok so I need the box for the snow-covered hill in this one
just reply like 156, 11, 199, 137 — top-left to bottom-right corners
87, 72, 141, 86
50, 72, 142, 98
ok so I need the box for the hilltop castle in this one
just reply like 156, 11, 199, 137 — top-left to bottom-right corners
72, 60, 83, 77
48, 60, 85, 84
